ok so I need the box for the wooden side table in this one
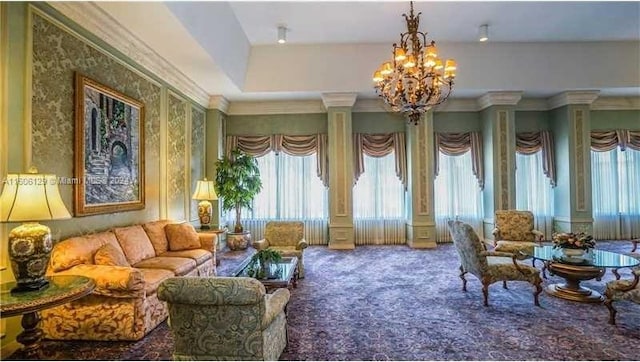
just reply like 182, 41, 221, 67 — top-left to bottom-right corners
0, 275, 95, 358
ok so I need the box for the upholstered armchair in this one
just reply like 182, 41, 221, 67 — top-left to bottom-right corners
448, 220, 543, 307
604, 268, 639, 325
157, 277, 290, 361
492, 210, 544, 256
254, 221, 309, 278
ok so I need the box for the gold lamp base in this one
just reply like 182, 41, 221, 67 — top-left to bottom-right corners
8, 222, 53, 293
197, 200, 212, 230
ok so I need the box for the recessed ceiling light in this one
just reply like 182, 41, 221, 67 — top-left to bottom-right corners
277, 26, 287, 44
479, 24, 489, 42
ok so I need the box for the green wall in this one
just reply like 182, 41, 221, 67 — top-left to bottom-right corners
226, 113, 327, 135
433, 112, 481, 132
590, 110, 640, 130
352, 112, 405, 133
515, 111, 550, 132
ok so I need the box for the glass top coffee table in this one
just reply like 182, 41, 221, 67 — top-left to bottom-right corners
233, 256, 299, 292
525, 245, 640, 303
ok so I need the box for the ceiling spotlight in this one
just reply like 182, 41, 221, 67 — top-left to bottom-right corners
277, 26, 287, 44
478, 24, 489, 42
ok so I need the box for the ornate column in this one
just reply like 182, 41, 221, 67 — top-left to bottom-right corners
322, 93, 357, 249
405, 111, 436, 248
478, 91, 522, 240
549, 91, 599, 234
206, 95, 228, 229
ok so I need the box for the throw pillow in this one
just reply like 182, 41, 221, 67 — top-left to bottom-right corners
165, 223, 201, 251
94, 243, 130, 267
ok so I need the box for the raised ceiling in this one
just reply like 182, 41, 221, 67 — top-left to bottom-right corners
80, 2, 640, 105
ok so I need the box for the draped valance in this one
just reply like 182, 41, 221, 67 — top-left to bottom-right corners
225, 134, 329, 187
434, 132, 484, 189
516, 130, 556, 187
353, 133, 407, 189
591, 129, 640, 152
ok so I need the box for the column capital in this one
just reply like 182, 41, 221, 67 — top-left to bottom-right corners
548, 90, 600, 110
208, 95, 229, 113
477, 91, 523, 110
321, 92, 358, 109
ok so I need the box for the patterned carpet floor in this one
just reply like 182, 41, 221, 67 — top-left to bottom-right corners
7, 241, 640, 361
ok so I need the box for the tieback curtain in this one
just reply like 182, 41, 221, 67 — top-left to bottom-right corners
591, 129, 640, 152
515, 130, 556, 187
225, 134, 329, 187
353, 133, 407, 190
434, 132, 484, 190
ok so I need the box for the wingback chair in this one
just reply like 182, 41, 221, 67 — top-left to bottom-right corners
448, 220, 543, 307
157, 277, 290, 361
612, 239, 639, 280
254, 221, 309, 278
604, 268, 639, 325
492, 210, 544, 256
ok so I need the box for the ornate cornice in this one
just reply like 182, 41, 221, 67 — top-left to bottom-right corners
547, 90, 600, 110
208, 95, 229, 113
591, 96, 640, 110
434, 99, 479, 112
321, 92, 358, 109
49, 2, 209, 107
477, 91, 523, 110
515, 98, 549, 111
227, 100, 324, 115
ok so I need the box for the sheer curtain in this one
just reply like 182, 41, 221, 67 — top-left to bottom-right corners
591, 148, 640, 239
353, 153, 406, 245
434, 151, 484, 242
226, 151, 329, 244
515, 151, 555, 239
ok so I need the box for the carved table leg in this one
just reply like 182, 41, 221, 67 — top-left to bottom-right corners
17, 311, 43, 358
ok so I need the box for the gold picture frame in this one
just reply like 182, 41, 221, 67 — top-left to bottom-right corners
74, 73, 145, 216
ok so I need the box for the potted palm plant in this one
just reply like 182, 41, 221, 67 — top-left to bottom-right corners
214, 149, 262, 250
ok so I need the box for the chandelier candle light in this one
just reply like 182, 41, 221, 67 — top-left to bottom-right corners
373, 1, 457, 125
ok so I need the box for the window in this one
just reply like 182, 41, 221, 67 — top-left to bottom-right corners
515, 151, 555, 238
353, 153, 406, 245
434, 151, 483, 242
226, 151, 328, 244
591, 148, 640, 239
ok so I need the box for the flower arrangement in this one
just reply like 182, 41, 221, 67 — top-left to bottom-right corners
552, 232, 595, 250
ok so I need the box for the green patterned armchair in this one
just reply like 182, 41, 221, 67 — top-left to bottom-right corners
604, 268, 639, 325
448, 220, 543, 307
492, 210, 544, 256
157, 277, 290, 361
254, 221, 308, 278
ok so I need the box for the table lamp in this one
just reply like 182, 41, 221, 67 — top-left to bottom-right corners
0, 169, 71, 293
191, 178, 218, 230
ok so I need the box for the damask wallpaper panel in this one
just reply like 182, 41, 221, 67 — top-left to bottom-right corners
190, 107, 206, 222
167, 92, 187, 221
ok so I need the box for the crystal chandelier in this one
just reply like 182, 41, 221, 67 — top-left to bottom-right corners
373, 1, 457, 125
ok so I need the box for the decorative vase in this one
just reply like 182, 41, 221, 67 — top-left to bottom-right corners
562, 248, 585, 257
227, 231, 251, 250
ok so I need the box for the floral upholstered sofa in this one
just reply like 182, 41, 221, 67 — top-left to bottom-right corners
41, 220, 217, 341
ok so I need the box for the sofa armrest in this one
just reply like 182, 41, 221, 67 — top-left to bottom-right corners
531, 230, 545, 242
52, 264, 145, 298
198, 233, 218, 253
297, 239, 309, 250
262, 288, 290, 328
253, 239, 270, 251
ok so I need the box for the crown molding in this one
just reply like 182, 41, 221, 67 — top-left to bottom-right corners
515, 98, 549, 111
434, 99, 479, 112
208, 95, 229, 113
547, 90, 600, 110
227, 100, 325, 115
477, 91, 524, 110
591, 96, 640, 111
321, 92, 358, 109
352, 98, 389, 113
49, 2, 209, 107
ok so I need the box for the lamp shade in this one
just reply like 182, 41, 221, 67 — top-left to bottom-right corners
0, 173, 71, 222
192, 179, 218, 201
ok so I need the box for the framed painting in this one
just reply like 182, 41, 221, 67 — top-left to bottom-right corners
74, 73, 145, 216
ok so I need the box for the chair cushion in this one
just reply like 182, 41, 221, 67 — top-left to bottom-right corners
114, 225, 156, 265
165, 223, 201, 251
486, 257, 540, 283
268, 246, 302, 258
494, 241, 538, 256
160, 249, 212, 266
50, 231, 119, 272
94, 244, 130, 267
134, 257, 196, 276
